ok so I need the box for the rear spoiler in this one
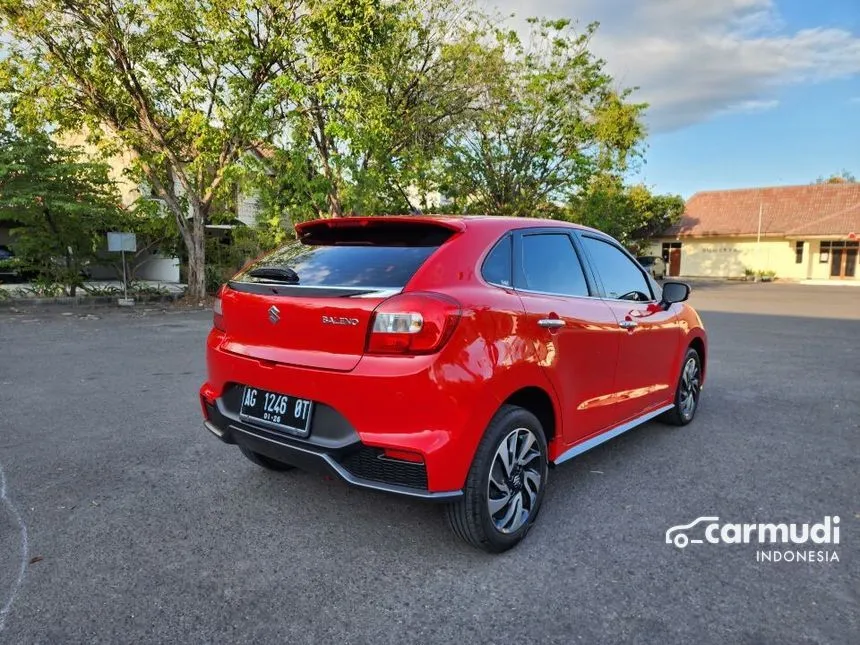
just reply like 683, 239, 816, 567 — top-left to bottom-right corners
295, 216, 466, 240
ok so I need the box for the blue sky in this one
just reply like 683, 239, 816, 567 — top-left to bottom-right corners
487, 0, 860, 197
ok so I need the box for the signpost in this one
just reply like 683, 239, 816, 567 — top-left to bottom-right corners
107, 232, 137, 306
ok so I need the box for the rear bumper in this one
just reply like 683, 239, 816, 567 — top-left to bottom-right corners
201, 329, 501, 494
201, 383, 463, 501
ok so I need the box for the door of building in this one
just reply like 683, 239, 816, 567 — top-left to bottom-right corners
669, 249, 682, 276
824, 241, 859, 279
662, 242, 682, 277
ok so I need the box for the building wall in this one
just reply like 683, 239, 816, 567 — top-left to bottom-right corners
647, 237, 856, 280
648, 237, 800, 278
237, 189, 261, 227
60, 130, 141, 207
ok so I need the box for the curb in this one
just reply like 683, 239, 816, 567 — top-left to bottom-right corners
0, 293, 183, 309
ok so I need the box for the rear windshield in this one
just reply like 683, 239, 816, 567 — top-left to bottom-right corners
235, 223, 452, 289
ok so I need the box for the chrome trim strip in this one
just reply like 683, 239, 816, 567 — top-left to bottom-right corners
552, 404, 675, 465
239, 283, 400, 292
351, 288, 403, 298
228, 424, 463, 501
513, 286, 604, 301
513, 285, 659, 306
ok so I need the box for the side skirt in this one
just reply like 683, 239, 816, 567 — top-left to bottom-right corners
552, 404, 675, 465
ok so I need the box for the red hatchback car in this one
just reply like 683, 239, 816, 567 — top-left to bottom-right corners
200, 216, 707, 552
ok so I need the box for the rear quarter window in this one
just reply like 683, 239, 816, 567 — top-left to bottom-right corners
482, 236, 512, 286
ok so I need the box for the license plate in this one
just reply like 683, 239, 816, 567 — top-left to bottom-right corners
239, 386, 314, 437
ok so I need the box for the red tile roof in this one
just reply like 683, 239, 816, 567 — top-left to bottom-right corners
663, 184, 860, 239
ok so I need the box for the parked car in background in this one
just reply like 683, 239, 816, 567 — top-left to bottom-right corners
200, 216, 707, 552
0, 245, 23, 282
637, 255, 667, 280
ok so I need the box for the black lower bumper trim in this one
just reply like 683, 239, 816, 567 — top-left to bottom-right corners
203, 416, 461, 501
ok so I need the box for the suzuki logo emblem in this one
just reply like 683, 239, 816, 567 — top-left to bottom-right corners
268, 305, 280, 325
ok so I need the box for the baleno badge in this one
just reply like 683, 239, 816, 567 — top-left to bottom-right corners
322, 315, 359, 326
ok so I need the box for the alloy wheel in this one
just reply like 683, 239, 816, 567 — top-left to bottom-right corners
487, 427, 543, 534
679, 357, 700, 420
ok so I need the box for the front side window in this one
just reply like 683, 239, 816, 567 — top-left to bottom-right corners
517, 233, 589, 297
581, 236, 653, 301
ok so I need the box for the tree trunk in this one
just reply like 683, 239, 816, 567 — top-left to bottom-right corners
327, 186, 344, 217
185, 205, 207, 301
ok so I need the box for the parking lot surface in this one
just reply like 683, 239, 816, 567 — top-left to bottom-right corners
1, 282, 858, 644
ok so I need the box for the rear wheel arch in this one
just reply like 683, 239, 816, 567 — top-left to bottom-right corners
501, 386, 558, 446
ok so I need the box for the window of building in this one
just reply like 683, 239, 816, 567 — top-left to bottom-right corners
795, 241, 804, 264
820, 241, 830, 263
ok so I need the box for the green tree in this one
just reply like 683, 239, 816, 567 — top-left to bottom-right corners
570, 176, 685, 251
439, 19, 646, 216
814, 170, 857, 184
111, 197, 180, 283
0, 0, 302, 300
0, 129, 123, 294
268, 0, 488, 219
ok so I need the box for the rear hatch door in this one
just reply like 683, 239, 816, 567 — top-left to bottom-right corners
219, 218, 461, 371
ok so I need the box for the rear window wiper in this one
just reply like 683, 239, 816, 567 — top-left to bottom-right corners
248, 266, 300, 283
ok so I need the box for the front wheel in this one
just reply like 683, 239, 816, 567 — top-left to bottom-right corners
661, 347, 702, 426
446, 405, 548, 553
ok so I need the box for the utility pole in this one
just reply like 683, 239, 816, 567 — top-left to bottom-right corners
756, 198, 763, 277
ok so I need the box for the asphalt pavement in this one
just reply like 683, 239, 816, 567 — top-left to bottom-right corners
0, 282, 858, 644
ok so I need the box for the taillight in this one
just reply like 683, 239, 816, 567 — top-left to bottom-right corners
213, 290, 225, 331
366, 292, 461, 355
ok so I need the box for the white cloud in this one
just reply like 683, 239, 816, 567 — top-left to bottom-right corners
481, 0, 860, 132
717, 99, 780, 115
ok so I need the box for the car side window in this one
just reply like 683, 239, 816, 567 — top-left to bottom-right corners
518, 233, 589, 297
581, 236, 653, 301
482, 235, 512, 287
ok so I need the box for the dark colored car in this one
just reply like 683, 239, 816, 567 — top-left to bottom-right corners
0, 245, 21, 282
637, 255, 667, 280
200, 216, 707, 552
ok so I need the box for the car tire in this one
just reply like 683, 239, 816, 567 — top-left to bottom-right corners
445, 405, 548, 553
661, 347, 702, 426
238, 445, 295, 471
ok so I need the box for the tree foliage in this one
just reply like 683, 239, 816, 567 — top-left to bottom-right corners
439, 19, 646, 216
259, 0, 490, 221
1, 1, 653, 291
814, 170, 857, 184
0, 0, 302, 299
0, 129, 124, 294
570, 177, 685, 252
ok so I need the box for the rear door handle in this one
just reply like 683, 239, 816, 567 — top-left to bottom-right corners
538, 319, 566, 329
618, 320, 638, 330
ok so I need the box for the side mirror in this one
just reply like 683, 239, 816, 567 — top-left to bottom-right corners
661, 281, 690, 306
